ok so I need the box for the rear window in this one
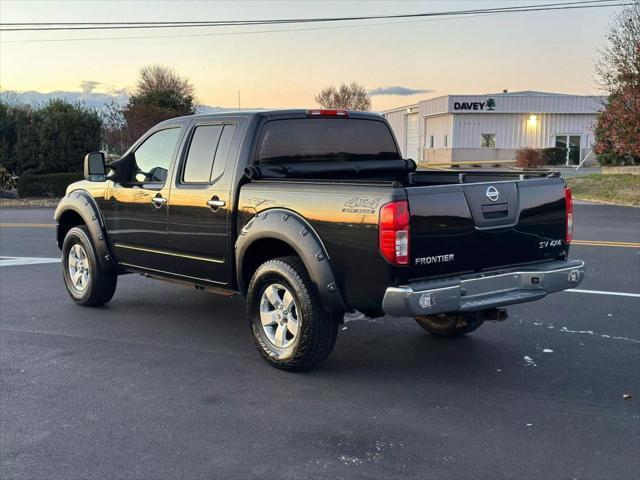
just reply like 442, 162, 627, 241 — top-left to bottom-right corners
257, 118, 400, 164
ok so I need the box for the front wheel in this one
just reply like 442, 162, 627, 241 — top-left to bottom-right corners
62, 226, 117, 306
414, 313, 484, 337
246, 256, 339, 371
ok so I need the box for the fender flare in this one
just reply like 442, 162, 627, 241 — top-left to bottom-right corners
54, 190, 117, 272
235, 209, 349, 314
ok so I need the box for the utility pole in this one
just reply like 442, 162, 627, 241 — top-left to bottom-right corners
238, 91, 241, 111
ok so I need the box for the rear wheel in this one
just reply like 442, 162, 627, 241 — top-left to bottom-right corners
247, 256, 339, 371
62, 226, 117, 306
414, 313, 484, 337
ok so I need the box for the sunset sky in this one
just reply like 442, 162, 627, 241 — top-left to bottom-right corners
0, 0, 622, 111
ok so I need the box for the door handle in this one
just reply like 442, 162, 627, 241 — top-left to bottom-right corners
207, 197, 226, 211
152, 195, 167, 208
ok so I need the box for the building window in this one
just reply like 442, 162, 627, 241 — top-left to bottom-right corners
481, 133, 496, 148
444, 134, 448, 148
429, 135, 434, 149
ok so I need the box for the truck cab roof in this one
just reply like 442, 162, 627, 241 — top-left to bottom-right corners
155, 109, 385, 128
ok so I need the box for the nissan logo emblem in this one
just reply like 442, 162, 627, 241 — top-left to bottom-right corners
486, 186, 500, 202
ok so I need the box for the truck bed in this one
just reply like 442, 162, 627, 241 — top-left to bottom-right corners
239, 171, 570, 312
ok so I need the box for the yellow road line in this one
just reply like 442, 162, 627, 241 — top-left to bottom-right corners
572, 240, 640, 248
0, 223, 55, 228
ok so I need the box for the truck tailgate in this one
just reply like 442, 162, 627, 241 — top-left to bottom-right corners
406, 177, 568, 279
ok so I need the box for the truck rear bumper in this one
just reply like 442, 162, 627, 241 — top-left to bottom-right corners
382, 259, 585, 317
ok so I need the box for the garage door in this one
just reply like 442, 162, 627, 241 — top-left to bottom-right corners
405, 113, 419, 161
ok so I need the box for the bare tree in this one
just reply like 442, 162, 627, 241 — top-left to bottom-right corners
594, 1, 640, 164
315, 82, 372, 111
134, 65, 196, 103
0, 89, 20, 106
595, 0, 640, 93
100, 100, 127, 156
123, 64, 197, 145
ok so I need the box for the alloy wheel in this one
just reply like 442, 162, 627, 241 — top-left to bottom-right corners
68, 243, 90, 292
259, 283, 300, 348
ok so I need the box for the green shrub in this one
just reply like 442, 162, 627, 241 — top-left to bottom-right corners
597, 152, 639, 166
542, 147, 567, 165
0, 99, 101, 175
515, 148, 544, 168
17, 172, 83, 197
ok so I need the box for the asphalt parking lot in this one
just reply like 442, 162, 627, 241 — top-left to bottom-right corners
1, 203, 639, 480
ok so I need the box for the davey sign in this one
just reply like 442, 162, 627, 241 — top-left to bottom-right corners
453, 98, 496, 112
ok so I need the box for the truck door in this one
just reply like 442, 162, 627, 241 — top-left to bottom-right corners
102, 126, 183, 272
167, 122, 237, 284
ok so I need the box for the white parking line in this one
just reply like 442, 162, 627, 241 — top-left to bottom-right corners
566, 288, 640, 299
0, 256, 61, 267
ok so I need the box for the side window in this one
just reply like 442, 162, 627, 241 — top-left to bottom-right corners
131, 128, 181, 184
182, 124, 236, 184
211, 125, 236, 181
182, 125, 223, 183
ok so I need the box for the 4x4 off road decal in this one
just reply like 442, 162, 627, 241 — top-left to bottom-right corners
342, 197, 381, 214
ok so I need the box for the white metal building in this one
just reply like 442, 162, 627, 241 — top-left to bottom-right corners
384, 91, 604, 165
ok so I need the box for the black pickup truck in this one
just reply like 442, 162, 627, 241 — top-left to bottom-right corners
55, 109, 584, 370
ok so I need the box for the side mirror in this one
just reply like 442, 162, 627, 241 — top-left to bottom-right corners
84, 152, 107, 181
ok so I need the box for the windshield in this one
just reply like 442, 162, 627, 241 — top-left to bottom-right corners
257, 118, 400, 164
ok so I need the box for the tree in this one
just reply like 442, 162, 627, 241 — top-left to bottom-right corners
314, 82, 372, 111
101, 100, 127, 156
0, 99, 102, 175
122, 65, 196, 144
35, 99, 102, 173
10, 105, 39, 174
594, 91, 640, 164
594, 1, 640, 165
595, 1, 640, 94
0, 100, 19, 172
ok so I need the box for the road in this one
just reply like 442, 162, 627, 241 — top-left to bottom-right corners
1, 204, 639, 480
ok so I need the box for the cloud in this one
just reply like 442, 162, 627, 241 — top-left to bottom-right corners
80, 80, 101, 94
368, 86, 432, 97
107, 87, 129, 96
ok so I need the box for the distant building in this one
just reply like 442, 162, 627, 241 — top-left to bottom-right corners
383, 91, 604, 165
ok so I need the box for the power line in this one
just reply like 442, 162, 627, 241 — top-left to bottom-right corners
0, 0, 618, 26
0, 1, 630, 45
4, 1, 608, 26
0, 13, 512, 44
0, 0, 625, 32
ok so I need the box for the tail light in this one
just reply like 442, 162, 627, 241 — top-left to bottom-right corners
565, 186, 573, 243
379, 201, 410, 265
306, 109, 349, 117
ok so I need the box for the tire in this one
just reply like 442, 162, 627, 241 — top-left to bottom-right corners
62, 225, 117, 306
246, 256, 339, 371
414, 313, 484, 337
